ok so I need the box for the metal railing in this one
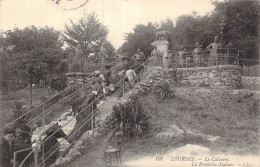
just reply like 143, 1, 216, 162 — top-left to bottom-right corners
11, 50, 259, 166
36, 58, 155, 167
14, 58, 155, 167
0, 58, 118, 133
168, 48, 241, 68
0, 83, 81, 132
239, 59, 260, 77
13, 147, 34, 167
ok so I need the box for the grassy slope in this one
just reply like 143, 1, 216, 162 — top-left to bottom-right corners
66, 85, 260, 167
0, 88, 48, 126
0, 87, 69, 128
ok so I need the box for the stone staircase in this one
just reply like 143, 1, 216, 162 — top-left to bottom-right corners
31, 110, 76, 153
30, 62, 158, 164
95, 97, 122, 127
58, 115, 77, 152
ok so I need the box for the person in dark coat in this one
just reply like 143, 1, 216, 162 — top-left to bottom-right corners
92, 80, 103, 95
104, 66, 112, 86
0, 128, 14, 167
69, 93, 98, 142
39, 123, 72, 167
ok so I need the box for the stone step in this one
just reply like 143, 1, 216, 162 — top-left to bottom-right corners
58, 138, 70, 146
66, 116, 75, 120
59, 120, 76, 127
62, 129, 72, 136
62, 125, 75, 131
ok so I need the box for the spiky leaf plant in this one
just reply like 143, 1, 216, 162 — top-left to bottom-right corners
107, 95, 150, 138
154, 80, 175, 99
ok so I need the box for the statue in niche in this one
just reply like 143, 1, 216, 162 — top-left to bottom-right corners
153, 28, 169, 41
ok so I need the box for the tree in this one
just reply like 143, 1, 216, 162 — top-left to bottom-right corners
121, 0, 259, 59
62, 13, 109, 55
122, 22, 156, 57
174, 13, 219, 51
5, 26, 63, 84
103, 41, 115, 57
3, 26, 64, 104
213, 0, 260, 59
160, 18, 175, 49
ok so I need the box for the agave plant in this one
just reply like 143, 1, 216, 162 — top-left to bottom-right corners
154, 80, 175, 99
107, 95, 150, 138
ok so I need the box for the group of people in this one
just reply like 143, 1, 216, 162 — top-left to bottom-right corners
91, 63, 139, 100
68, 52, 144, 147
175, 36, 221, 67
0, 119, 73, 167
151, 36, 237, 68
1, 122, 34, 167
0, 48, 147, 167
88, 48, 146, 99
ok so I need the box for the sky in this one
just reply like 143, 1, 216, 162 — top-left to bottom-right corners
0, 0, 218, 48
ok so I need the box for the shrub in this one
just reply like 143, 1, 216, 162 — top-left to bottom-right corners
107, 95, 150, 138
12, 101, 26, 120
11, 101, 29, 128
154, 80, 175, 99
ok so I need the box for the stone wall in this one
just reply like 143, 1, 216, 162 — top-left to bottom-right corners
242, 76, 260, 90
126, 65, 242, 91
66, 72, 92, 86
170, 65, 242, 89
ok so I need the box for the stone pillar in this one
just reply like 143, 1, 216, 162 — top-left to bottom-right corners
151, 40, 169, 69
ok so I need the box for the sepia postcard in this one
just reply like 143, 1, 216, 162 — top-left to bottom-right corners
0, 0, 259, 167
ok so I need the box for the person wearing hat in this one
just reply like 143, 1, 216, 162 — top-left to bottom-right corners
104, 65, 111, 86
92, 80, 103, 93
109, 69, 120, 93
39, 122, 73, 167
175, 46, 186, 68
69, 93, 98, 142
132, 49, 144, 61
0, 128, 14, 167
125, 66, 137, 88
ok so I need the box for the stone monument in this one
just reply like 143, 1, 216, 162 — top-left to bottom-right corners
151, 28, 170, 69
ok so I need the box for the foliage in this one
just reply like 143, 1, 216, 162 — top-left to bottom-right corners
2, 26, 64, 92
122, 23, 156, 57
11, 101, 29, 128
121, 0, 259, 59
62, 13, 109, 55
213, 0, 260, 59
154, 80, 175, 100
103, 41, 116, 57
107, 95, 151, 138
12, 101, 27, 120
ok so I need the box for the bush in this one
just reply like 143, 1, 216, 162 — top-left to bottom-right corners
154, 80, 175, 99
12, 101, 26, 120
107, 95, 150, 138
11, 101, 29, 128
